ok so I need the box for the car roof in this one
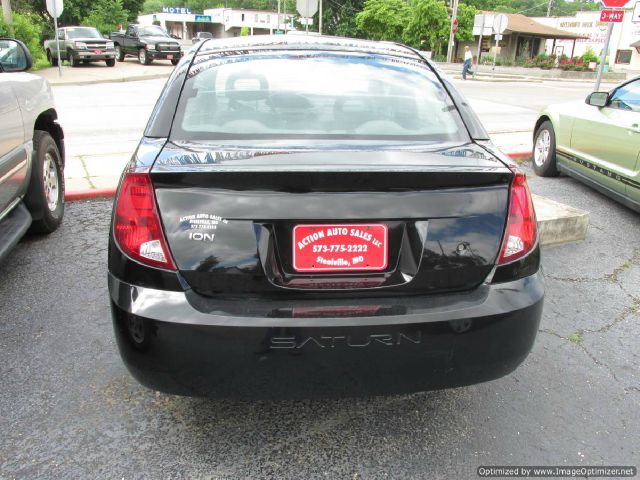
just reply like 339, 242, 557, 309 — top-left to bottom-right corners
195, 35, 425, 62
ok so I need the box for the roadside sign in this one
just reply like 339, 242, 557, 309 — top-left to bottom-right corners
633, 2, 640, 22
473, 13, 493, 36
600, 0, 629, 7
296, 0, 318, 18
600, 9, 624, 22
493, 14, 508, 34
495, 33, 503, 40
195, 15, 211, 22
46, 0, 63, 18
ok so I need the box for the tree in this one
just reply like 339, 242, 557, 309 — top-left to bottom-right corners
320, 0, 363, 37
122, 0, 147, 20
0, 11, 47, 66
81, 0, 129, 34
402, 0, 449, 53
455, 3, 476, 43
355, 0, 410, 42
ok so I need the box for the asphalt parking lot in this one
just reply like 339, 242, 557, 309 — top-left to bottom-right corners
0, 163, 638, 479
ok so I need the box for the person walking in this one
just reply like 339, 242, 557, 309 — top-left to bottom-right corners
462, 46, 474, 80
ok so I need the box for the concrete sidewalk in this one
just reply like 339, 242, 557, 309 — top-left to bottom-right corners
37, 60, 174, 86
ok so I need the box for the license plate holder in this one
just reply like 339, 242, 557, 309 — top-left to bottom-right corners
167, 54, 174, 60
292, 224, 388, 272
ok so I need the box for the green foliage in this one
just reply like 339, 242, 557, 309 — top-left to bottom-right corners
240, 26, 250, 36
455, 3, 476, 43
321, 0, 363, 38
524, 52, 556, 69
402, 0, 448, 52
122, 0, 147, 21
141, 0, 165, 14
0, 11, 48, 70
81, 0, 129, 35
355, 0, 410, 42
580, 46, 599, 64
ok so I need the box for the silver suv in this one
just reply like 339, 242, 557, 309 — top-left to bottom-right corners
0, 38, 65, 263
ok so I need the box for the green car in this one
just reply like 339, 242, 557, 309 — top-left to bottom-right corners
533, 77, 640, 213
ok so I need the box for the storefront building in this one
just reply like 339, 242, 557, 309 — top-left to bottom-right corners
137, 7, 292, 42
457, 12, 583, 62
534, 9, 640, 71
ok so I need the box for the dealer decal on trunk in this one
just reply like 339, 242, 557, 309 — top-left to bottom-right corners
180, 213, 229, 242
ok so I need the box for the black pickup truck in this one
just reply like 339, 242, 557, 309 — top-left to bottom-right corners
110, 25, 182, 65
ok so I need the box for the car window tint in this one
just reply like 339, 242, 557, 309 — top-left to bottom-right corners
66, 27, 102, 39
172, 52, 469, 143
609, 80, 640, 112
139, 26, 170, 37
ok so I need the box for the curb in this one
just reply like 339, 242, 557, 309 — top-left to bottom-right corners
63, 150, 534, 202
65, 188, 117, 201
508, 151, 532, 160
46, 72, 171, 87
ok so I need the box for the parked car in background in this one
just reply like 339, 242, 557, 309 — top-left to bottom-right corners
108, 35, 544, 399
44, 26, 116, 67
533, 77, 640, 212
110, 25, 182, 65
192, 31, 213, 44
0, 39, 65, 263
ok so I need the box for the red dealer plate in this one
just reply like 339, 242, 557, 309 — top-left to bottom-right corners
292, 224, 388, 272
94, 50, 102, 54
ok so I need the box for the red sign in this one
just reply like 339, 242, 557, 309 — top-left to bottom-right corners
600, 0, 628, 9
292, 224, 388, 272
600, 9, 624, 22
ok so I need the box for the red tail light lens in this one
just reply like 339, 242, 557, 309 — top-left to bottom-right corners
114, 170, 176, 271
497, 171, 537, 265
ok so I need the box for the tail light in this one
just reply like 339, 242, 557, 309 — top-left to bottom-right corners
113, 169, 176, 271
497, 171, 537, 265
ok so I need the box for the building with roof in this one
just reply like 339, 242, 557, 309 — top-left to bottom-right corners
534, 9, 640, 71
137, 7, 293, 42
458, 12, 585, 62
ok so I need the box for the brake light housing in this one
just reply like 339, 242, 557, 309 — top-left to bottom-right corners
497, 171, 537, 265
113, 169, 176, 271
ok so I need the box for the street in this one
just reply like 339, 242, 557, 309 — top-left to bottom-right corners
0, 169, 638, 478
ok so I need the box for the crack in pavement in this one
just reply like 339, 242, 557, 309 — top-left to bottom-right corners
538, 329, 620, 383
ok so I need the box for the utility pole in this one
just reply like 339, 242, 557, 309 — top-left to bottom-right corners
277, 0, 281, 31
446, 0, 459, 63
319, 0, 322, 34
476, 14, 485, 73
595, 22, 614, 91
1, 0, 13, 36
546, 0, 553, 17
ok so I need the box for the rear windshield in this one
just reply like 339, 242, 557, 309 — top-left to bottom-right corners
171, 52, 469, 143
67, 27, 102, 39
139, 26, 170, 37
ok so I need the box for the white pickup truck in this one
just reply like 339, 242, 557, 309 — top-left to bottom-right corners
0, 38, 65, 263
44, 26, 116, 67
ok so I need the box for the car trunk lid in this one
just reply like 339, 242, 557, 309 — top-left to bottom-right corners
151, 143, 511, 297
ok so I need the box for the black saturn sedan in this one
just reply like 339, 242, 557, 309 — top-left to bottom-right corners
108, 35, 544, 399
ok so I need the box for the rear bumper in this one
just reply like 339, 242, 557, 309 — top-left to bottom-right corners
109, 272, 544, 399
